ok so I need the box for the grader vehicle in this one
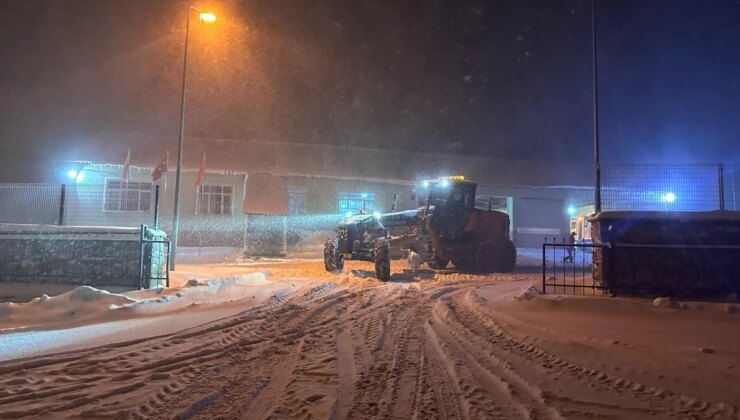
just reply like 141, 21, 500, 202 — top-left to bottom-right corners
323, 176, 516, 280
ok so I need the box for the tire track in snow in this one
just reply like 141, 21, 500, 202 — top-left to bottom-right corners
0, 262, 735, 420
451, 289, 737, 419
0, 279, 344, 419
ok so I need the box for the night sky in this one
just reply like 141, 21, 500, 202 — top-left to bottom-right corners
0, 0, 738, 182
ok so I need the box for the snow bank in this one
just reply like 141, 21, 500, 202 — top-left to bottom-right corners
68, 285, 138, 304
0, 223, 141, 235
514, 285, 542, 301
652, 296, 684, 309
0, 267, 308, 360
0, 286, 139, 331
0, 272, 275, 331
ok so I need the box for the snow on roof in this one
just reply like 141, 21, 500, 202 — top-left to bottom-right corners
0, 224, 142, 235
591, 210, 740, 221
73, 132, 593, 187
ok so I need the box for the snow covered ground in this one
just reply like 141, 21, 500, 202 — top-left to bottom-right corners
0, 251, 739, 419
0, 269, 299, 359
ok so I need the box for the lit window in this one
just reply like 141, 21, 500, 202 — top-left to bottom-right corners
338, 192, 374, 214
104, 179, 152, 212
197, 184, 233, 215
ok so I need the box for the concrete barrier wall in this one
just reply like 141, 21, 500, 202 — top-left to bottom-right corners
590, 211, 740, 297
0, 224, 167, 290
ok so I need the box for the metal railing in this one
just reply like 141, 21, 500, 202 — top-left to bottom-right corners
542, 240, 608, 295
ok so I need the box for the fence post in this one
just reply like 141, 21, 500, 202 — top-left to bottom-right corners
166, 241, 171, 288
607, 224, 615, 295
719, 163, 725, 211
608, 245, 616, 296
58, 184, 66, 226
154, 185, 160, 229
541, 242, 546, 294
552, 237, 557, 281
138, 224, 146, 290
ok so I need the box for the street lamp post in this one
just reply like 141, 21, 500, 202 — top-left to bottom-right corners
592, 0, 602, 213
170, 7, 216, 271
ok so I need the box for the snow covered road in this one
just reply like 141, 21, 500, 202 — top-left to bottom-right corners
0, 258, 738, 419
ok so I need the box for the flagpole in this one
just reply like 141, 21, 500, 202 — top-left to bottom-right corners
122, 148, 131, 184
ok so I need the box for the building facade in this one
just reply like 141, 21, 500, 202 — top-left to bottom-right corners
50, 136, 599, 251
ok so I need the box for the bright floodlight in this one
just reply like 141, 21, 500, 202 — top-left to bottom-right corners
421, 180, 429, 188
664, 192, 676, 203
345, 211, 353, 218
361, 193, 368, 198
373, 211, 381, 218
75, 172, 84, 182
199, 12, 217, 23
440, 179, 450, 188
67, 169, 78, 179
567, 205, 577, 216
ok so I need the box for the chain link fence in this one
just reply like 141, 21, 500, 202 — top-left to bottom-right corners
0, 183, 158, 228
601, 163, 725, 212
0, 184, 63, 224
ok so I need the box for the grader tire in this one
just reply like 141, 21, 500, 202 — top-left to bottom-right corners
452, 253, 476, 273
475, 243, 497, 274
323, 236, 344, 272
374, 240, 391, 281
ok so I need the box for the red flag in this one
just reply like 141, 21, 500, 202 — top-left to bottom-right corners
193, 153, 206, 187
122, 148, 131, 181
152, 153, 168, 181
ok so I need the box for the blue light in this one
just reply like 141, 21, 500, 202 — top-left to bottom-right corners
422, 180, 429, 188
440, 179, 450, 188
67, 170, 78, 179
663, 192, 676, 203
373, 211, 381, 219
345, 211, 353, 218
567, 205, 577, 216
361, 193, 368, 198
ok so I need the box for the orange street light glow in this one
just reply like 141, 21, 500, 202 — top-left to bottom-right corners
199, 12, 216, 23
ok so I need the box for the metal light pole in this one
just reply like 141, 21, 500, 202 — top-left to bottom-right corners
170, 7, 216, 271
592, 0, 602, 213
